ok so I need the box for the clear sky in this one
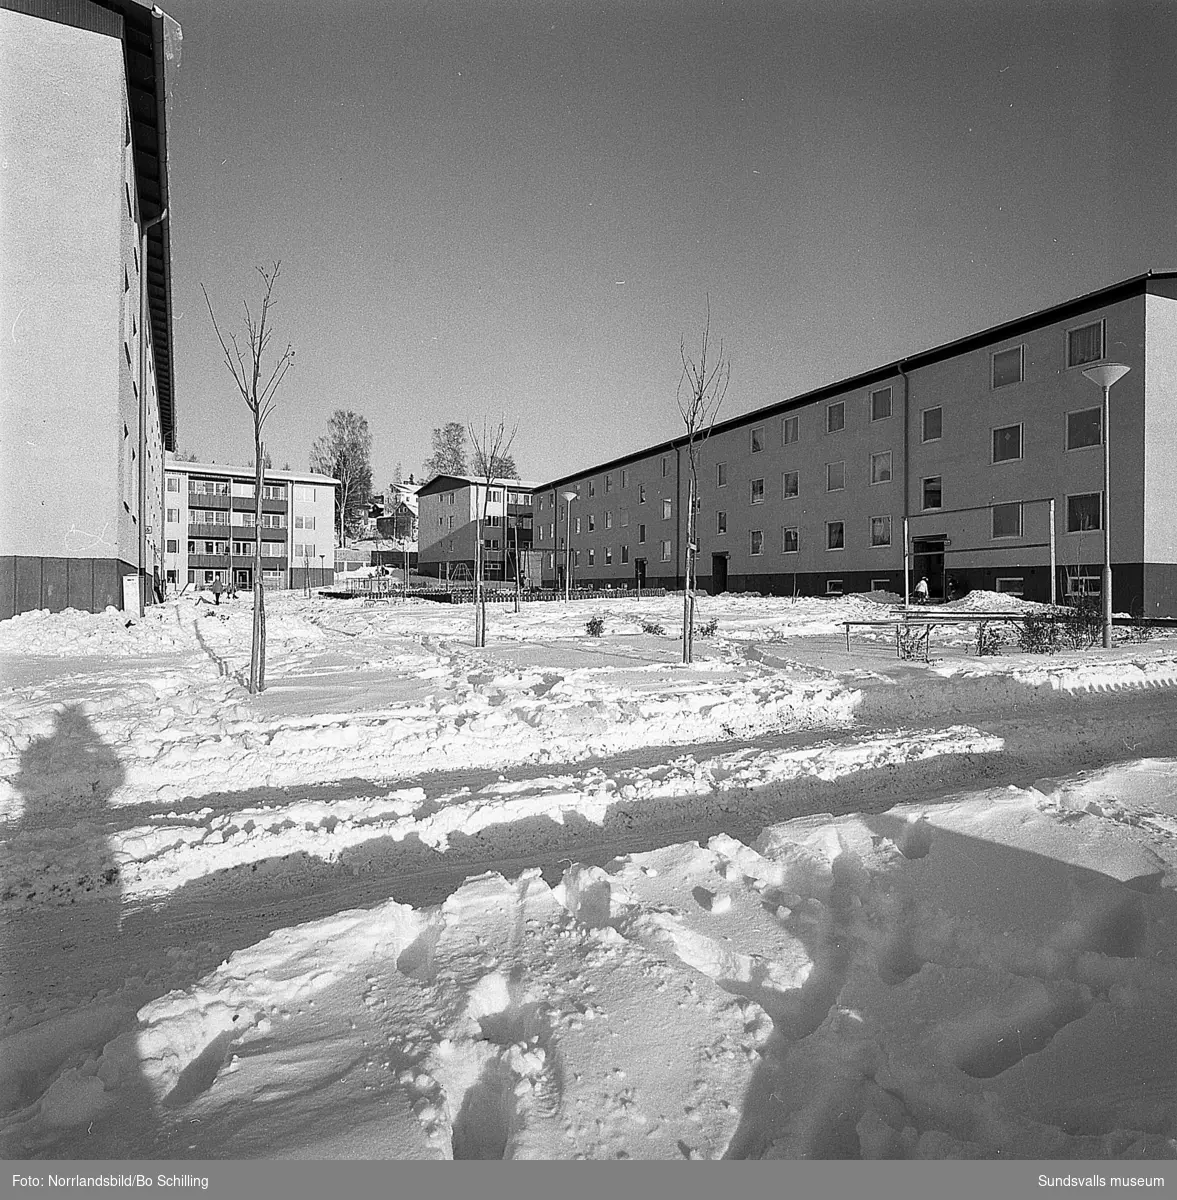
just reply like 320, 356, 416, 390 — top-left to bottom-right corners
163, 0, 1177, 491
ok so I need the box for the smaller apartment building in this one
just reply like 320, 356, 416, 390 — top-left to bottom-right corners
533, 272, 1177, 616
163, 460, 337, 591
417, 476, 539, 583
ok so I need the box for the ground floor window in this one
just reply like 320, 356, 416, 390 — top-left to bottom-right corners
1065, 573, 1101, 597
1066, 492, 1102, 532
871, 579, 890, 592
995, 577, 1024, 596
826, 579, 844, 595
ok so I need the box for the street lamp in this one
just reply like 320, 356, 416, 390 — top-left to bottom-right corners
561, 490, 578, 602
1082, 362, 1130, 648
319, 553, 326, 587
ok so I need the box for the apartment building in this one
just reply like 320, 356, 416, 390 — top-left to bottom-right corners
163, 460, 338, 591
0, 0, 180, 621
417, 476, 540, 583
534, 271, 1177, 616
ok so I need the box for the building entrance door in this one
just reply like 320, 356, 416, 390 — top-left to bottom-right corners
912, 538, 946, 601
711, 554, 728, 594
234, 568, 251, 589
634, 559, 646, 592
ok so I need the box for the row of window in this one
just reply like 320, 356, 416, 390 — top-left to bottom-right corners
182, 539, 286, 557
176, 479, 286, 499
186, 509, 287, 528
187, 569, 285, 586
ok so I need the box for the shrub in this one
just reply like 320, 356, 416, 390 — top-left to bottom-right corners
640, 620, 665, 636
1122, 602, 1157, 645
585, 615, 605, 638
1056, 593, 1102, 650
896, 624, 929, 661
975, 620, 1003, 656
1015, 614, 1058, 654
698, 618, 718, 638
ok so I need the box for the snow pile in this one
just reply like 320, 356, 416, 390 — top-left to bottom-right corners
0, 606, 195, 657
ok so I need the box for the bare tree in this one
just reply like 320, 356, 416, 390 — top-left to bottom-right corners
469, 417, 518, 646
424, 422, 468, 478
202, 263, 294, 694
677, 303, 729, 664
310, 409, 373, 547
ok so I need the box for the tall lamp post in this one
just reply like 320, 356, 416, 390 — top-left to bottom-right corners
561, 490, 578, 602
1081, 362, 1130, 648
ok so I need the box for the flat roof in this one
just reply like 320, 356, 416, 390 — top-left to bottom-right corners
166, 458, 339, 486
535, 269, 1177, 491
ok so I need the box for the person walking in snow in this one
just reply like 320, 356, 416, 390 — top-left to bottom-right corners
914, 576, 929, 605
212, 577, 223, 606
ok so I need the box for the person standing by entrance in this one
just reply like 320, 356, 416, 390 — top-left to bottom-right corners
914, 576, 929, 605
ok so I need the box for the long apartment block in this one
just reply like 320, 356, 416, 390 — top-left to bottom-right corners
417, 476, 541, 583
164, 460, 338, 592
532, 271, 1177, 616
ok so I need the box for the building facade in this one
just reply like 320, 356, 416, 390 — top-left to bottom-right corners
534, 272, 1177, 616
0, 0, 180, 621
163, 460, 338, 591
417, 476, 539, 583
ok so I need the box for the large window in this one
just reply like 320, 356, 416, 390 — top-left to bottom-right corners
826, 462, 845, 492
992, 346, 1024, 388
782, 526, 798, 553
992, 424, 1023, 463
751, 426, 765, 453
782, 415, 799, 445
1067, 492, 1102, 532
991, 502, 1023, 538
782, 471, 798, 498
750, 530, 764, 556
1067, 408, 1102, 450
826, 521, 845, 550
922, 407, 942, 442
922, 476, 942, 510
750, 478, 765, 504
870, 516, 891, 547
827, 401, 845, 433
1068, 320, 1104, 367
870, 451, 892, 485
870, 387, 893, 421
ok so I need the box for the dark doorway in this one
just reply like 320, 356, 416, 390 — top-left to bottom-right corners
912, 537, 946, 601
234, 568, 251, 589
711, 554, 728, 594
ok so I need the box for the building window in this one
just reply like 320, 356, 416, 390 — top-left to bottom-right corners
827, 401, 845, 433
870, 516, 891, 547
996, 577, 1025, 597
621, 545, 630, 564
826, 579, 844, 596
604, 474, 612, 493
660, 539, 671, 562
662, 498, 672, 520
1066, 492, 1102, 532
605, 546, 613, 565
166, 476, 181, 493
605, 511, 613, 529
638, 524, 646, 544
751, 426, 765, 453
782, 415, 798, 445
262, 541, 283, 558
588, 480, 596, 497
922, 476, 942, 510
620, 510, 629, 528
1066, 407, 1102, 450
639, 484, 646, 503
575, 517, 582, 535
780, 470, 799, 499
750, 478, 765, 504
661, 456, 670, 477
870, 387, 893, 421
992, 424, 1023, 463
922, 407, 942, 442
587, 514, 595, 532
871, 579, 890, 592
870, 451, 892, 485
826, 462, 845, 492
992, 346, 1024, 388
827, 521, 845, 550
716, 462, 727, 487
166, 508, 180, 523
750, 530, 764, 556
233, 540, 252, 556
782, 526, 798, 553
992, 502, 1023, 538
587, 548, 595, 565
1067, 320, 1104, 368
621, 469, 629, 489
166, 539, 178, 553
716, 511, 727, 535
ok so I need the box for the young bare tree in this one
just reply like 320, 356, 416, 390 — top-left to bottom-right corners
469, 417, 518, 646
202, 263, 294, 694
677, 303, 729, 663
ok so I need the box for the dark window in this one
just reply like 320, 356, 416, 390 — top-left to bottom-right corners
827, 402, 845, 433
782, 527, 798, 553
1066, 493, 1102, 532
992, 424, 1022, 462
826, 461, 845, 491
991, 502, 1022, 538
1068, 321, 1103, 367
1067, 408, 1102, 450
992, 347, 1023, 388
751, 427, 764, 453
922, 477, 942, 510
870, 387, 893, 420
782, 471, 798, 498
827, 521, 844, 550
922, 407, 942, 441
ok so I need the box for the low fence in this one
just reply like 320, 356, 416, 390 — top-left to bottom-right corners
324, 580, 668, 605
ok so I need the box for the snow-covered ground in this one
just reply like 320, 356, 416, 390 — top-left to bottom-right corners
2, 590, 1176, 1159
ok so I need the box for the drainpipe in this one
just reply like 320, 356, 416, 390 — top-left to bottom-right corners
138, 207, 168, 616
898, 361, 910, 611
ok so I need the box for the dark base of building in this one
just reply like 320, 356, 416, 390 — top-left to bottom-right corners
0, 555, 147, 621
288, 568, 336, 590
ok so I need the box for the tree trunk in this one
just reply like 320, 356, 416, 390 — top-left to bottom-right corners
513, 522, 521, 613
682, 473, 696, 664
250, 432, 267, 693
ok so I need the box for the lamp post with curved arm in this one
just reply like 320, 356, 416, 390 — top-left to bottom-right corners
561, 490, 578, 602
1081, 362, 1130, 649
